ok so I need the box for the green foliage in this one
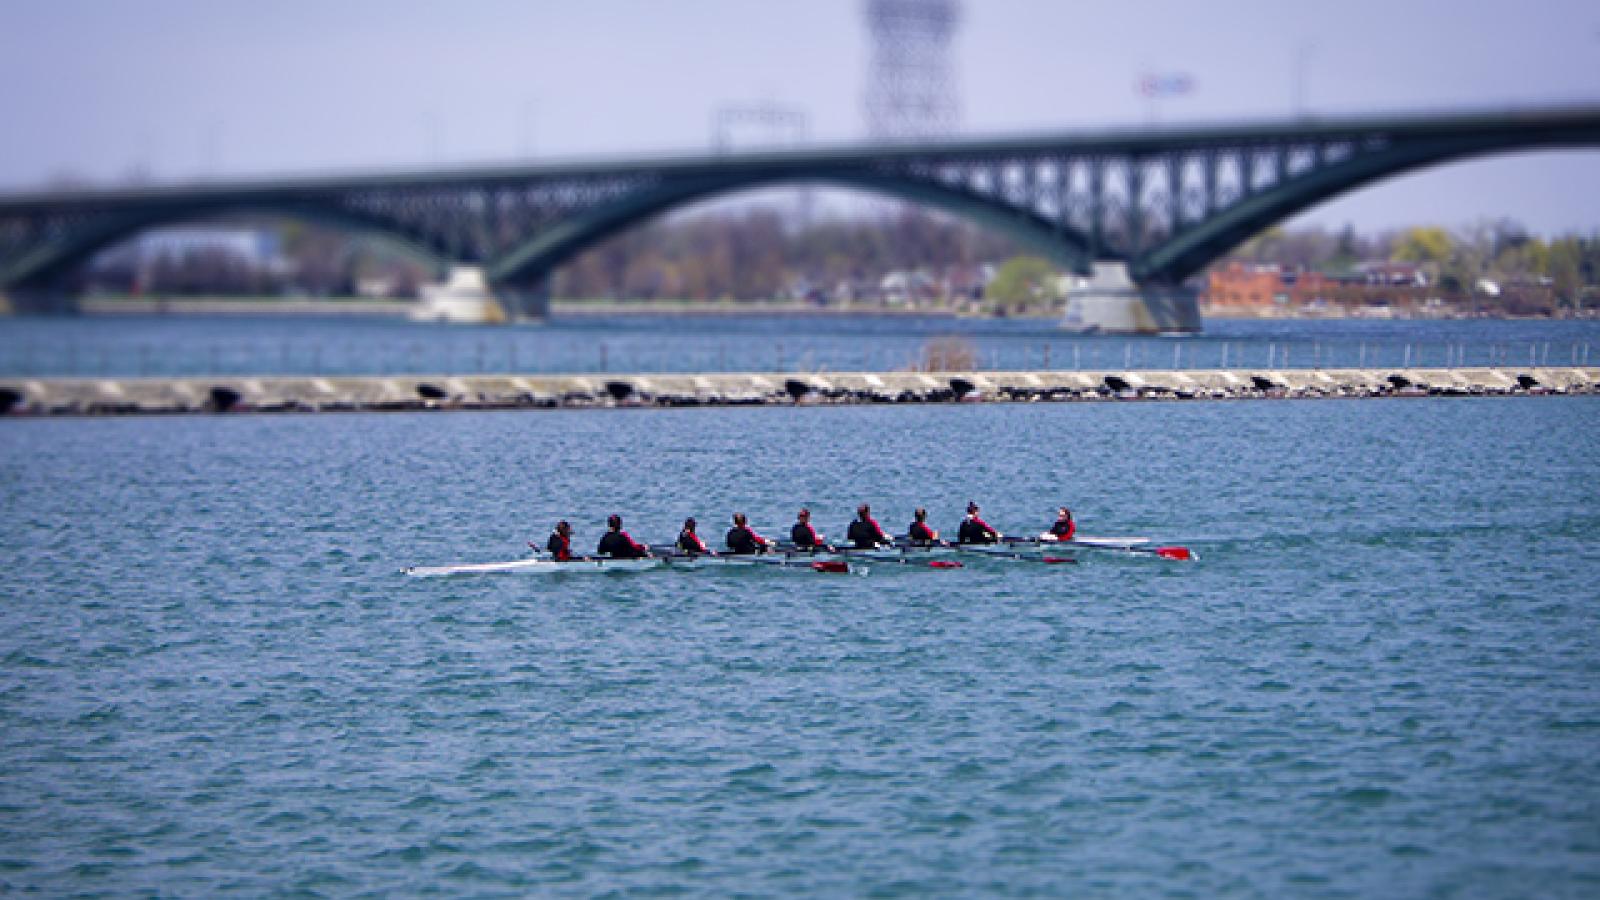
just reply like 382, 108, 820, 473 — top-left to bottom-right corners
1548, 238, 1583, 304
985, 256, 1060, 312
1328, 224, 1359, 271
1236, 226, 1286, 261
1391, 226, 1453, 265
1218, 219, 1600, 315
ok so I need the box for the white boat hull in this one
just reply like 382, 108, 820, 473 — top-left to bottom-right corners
402, 535, 1189, 577
403, 557, 662, 577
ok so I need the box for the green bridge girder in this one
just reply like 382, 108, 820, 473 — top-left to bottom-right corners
2, 105, 1598, 302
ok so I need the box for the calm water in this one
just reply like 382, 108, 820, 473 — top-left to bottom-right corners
2, 398, 1599, 895
0, 313, 1597, 377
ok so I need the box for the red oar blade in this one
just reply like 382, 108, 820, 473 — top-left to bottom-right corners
1042, 556, 1077, 564
812, 560, 850, 573
1154, 546, 1193, 561
928, 559, 964, 568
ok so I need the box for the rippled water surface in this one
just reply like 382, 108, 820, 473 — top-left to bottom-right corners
2, 313, 1597, 377
3, 398, 1599, 895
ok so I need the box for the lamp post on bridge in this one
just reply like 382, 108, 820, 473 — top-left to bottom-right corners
1293, 40, 1317, 119
1137, 71, 1194, 126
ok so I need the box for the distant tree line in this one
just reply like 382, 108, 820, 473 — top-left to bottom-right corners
550, 206, 1025, 302
82, 204, 1028, 305
84, 219, 432, 299
80, 201, 1600, 316
1226, 219, 1600, 312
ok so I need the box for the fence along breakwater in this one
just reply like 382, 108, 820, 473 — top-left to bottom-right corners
3, 367, 1597, 417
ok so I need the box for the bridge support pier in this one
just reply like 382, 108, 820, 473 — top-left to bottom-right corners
496, 278, 551, 321
408, 266, 508, 324
0, 280, 79, 316
1060, 262, 1201, 334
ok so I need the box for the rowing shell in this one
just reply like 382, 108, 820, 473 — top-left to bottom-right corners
403, 551, 867, 577
1028, 534, 1194, 560
403, 556, 663, 577
402, 545, 960, 577
401, 535, 1189, 577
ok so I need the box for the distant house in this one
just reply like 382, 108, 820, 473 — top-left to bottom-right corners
1204, 259, 1439, 313
1202, 262, 1286, 309
878, 270, 939, 306
1358, 261, 1429, 287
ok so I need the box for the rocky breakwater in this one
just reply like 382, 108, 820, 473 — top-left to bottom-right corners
2, 368, 1597, 417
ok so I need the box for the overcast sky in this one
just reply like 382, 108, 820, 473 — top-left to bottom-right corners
2, 0, 1597, 233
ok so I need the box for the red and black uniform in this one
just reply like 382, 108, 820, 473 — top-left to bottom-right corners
546, 531, 573, 561
908, 521, 938, 544
598, 529, 649, 559
1050, 512, 1076, 540
958, 514, 999, 544
847, 515, 891, 549
726, 524, 769, 554
791, 521, 824, 549
677, 528, 710, 555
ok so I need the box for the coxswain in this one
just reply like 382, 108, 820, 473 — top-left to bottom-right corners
957, 501, 1000, 544
907, 507, 940, 545
846, 503, 892, 549
790, 508, 827, 551
545, 520, 574, 561
596, 514, 650, 559
677, 517, 712, 556
1048, 506, 1076, 541
725, 512, 773, 554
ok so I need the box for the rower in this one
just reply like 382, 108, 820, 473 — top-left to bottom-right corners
725, 512, 773, 555
957, 501, 1000, 544
677, 517, 713, 556
545, 520, 574, 561
597, 514, 650, 559
846, 503, 892, 549
1048, 506, 1076, 541
907, 507, 940, 545
790, 508, 827, 551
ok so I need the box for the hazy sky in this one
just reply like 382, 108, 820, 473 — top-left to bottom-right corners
2, 0, 1598, 233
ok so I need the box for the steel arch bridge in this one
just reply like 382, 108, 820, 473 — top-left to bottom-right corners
2, 105, 1598, 316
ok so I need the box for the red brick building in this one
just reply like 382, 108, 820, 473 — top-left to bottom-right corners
1202, 262, 1285, 310
1203, 261, 1436, 312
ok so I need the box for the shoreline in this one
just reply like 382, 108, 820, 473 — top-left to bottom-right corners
49, 297, 1591, 323
4, 366, 1595, 417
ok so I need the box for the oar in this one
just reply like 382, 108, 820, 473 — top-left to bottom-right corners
773, 541, 840, 554
841, 541, 965, 568
971, 548, 1078, 564
870, 551, 964, 569
953, 542, 1077, 564
743, 554, 852, 573
1067, 542, 1194, 561
1027, 535, 1195, 561
655, 547, 851, 573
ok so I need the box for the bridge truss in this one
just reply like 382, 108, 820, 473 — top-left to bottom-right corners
2, 106, 1598, 314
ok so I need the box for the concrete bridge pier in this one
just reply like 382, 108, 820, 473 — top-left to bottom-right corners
0, 279, 79, 316
407, 266, 508, 323
406, 267, 551, 323
497, 278, 552, 321
1061, 262, 1202, 334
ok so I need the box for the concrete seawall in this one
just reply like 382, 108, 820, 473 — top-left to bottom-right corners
3, 367, 1597, 417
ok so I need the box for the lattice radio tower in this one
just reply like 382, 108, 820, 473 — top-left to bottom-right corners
863, 0, 962, 141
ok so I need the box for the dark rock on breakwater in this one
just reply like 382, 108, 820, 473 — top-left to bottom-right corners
2, 368, 1596, 417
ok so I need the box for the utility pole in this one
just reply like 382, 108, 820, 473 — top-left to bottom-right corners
1293, 40, 1317, 118
518, 98, 536, 158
